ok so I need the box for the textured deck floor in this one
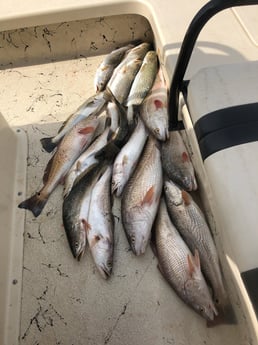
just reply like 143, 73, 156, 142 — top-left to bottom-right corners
0, 15, 246, 345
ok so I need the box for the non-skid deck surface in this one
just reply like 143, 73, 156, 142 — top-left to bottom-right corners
0, 15, 244, 345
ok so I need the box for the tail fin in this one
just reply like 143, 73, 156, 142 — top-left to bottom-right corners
40, 137, 57, 153
18, 193, 48, 217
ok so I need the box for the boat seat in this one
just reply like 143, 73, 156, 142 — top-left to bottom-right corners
186, 60, 258, 316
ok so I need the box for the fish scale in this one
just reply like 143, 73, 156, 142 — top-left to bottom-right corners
164, 179, 227, 307
121, 135, 163, 255
154, 199, 217, 321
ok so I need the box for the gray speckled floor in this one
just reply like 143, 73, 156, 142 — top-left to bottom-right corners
0, 14, 247, 345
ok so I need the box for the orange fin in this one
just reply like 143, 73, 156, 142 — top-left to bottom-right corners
181, 190, 191, 206
193, 249, 200, 269
78, 126, 95, 135
187, 254, 196, 278
141, 186, 154, 206
81, 219, 91, 233
182, 151, 189, 163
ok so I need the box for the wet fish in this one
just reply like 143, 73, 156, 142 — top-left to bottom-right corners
126, 51, 158, 123
126, 52, 158, 105
106, 101, 120, 133
161, 130, 197, 191
106, 43, 150, 104
164, 179, 227, 308
62, 163, 106, 260
94, 44, 134, 92
140, 67, 169, 141
63, 126, 110, 198
40, 91, 109, 152
106, 58, 143, 105
154, 198, 218, 321
18, 113, 101, 217
112, 117, 148, 197
121, 135, 163, 255
87, 165, 114, 279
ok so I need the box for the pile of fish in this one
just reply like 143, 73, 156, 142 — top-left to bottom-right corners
18, 41, 231, 323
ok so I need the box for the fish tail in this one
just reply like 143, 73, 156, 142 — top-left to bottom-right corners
18, 193, 48, 217
40, 137, 57, 153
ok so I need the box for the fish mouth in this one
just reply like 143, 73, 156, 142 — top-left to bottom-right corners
98, 263, 112, 279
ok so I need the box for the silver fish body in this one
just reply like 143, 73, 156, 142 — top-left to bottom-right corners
107, 58, 143, 105
18, 113, 100, 217
112, 117, 148, 197
121, 136, 163, 255
154, 199, 218, 321
63, 126, 110, 198
126, 50, 158, 107
94, 44, 134, 92
87, 165, 114, 279
62, 163, 105, 260
40, 91, 109, 152
161, 130, 197, 191
164, 179, 227, 307
140, 67, 169, 141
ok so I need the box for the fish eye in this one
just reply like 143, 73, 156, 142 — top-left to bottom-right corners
154, 128, 160, 134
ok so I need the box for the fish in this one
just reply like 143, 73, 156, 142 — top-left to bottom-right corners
62, 163, 106, 260
63, 126, 110, 198
153, 198, 218, 321
106, 42, 150, 105
112, 117, 148, 197
106, 58, 143, 105
106, 101, 120, 133
161, 130, 197, 191
121, 135, 163, 255
40, 91, 109, 152
18, 113, 101, 217
94, 44, 134, 92
140, 67, 169, 141
87, 165, 114, 279
163, 179, 228, 309
126, 50, 158, 124
66, 96, 131, 190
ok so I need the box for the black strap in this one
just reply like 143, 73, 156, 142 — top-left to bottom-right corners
241, 268, 258, 319
194, 103, 258, 160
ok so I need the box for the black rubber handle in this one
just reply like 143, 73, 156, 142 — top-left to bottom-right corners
168, 0, 258, 130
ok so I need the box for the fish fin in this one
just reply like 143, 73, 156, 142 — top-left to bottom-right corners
43, 154, 55, 184
78, 126, 95, 135
18, 192, 48, 217
141, 186, 154, 206
122, 155, 128, 166
182, 151, 189, 162
193, 249, 200, 269
181, 190, 191, 206
81, 219, 91, 233
40, 137, 56, 153
187, 253, 197, 277
90, 235, 102, 248
76, 161, 82, 172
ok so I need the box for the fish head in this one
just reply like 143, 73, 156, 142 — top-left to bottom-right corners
91, 236, 113, 279
127, 218, 151, 256
185, 276, 218, 321
70, 220, 87, 261
180, 174, 198, 192
149, 108, 169, 141
164, 179, 184, 206
184, 252, 218, 321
